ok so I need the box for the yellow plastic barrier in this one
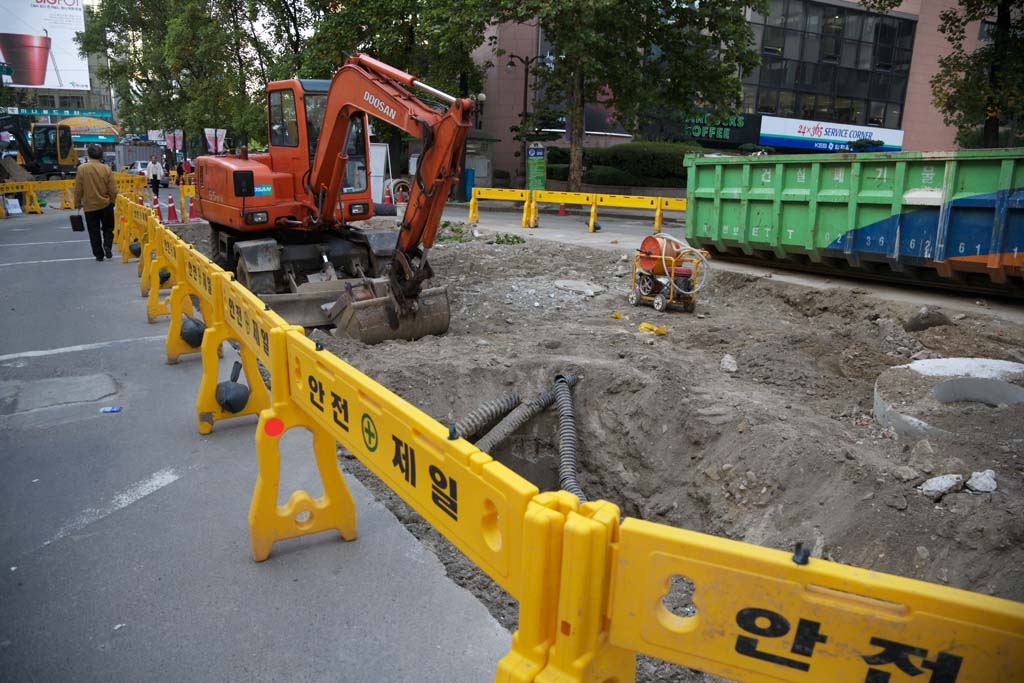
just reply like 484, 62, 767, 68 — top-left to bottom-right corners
275, 330, 541, 593
0, 180, 70, 215
164, 243, 206, 364
654, 197, 687, 233
179, 183, 196, 216
0, 176, 142, 219
194, 271, 272, 434
468, 187, 532, 228
144, 221, 183, 323
599, 518, 1024, 682
114, 173, 147, 196
529, 191, 598, 231
529, 191, 687, 234
110, 193, 1024, 683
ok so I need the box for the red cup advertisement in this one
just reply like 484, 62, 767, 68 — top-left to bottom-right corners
0, 0, 90, 90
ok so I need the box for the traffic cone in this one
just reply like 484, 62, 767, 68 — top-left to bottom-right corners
152, 195, 160, 220
188, 196, 200, 223
383, 183, 393, 205
167, 195, 179, 223
558, 203, 567, 216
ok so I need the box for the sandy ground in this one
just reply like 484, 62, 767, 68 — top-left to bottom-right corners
173, 220, 1023, 682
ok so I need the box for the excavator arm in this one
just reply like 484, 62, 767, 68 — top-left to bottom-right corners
0, 115, 40, 175
309, 53, 474, 310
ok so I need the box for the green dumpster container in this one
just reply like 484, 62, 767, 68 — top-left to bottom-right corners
684, 149, 1024, 293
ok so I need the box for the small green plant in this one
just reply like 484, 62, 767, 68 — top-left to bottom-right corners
437, 223, 473, 243
493, 233, 525, 245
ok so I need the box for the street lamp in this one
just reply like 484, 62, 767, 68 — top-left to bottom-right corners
506, 53, 542, 185
470, 92, 486, 129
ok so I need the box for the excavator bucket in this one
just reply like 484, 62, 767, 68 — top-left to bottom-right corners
333, 286, 451, 345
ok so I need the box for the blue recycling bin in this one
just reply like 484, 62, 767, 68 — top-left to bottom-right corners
464, 168, 475, 202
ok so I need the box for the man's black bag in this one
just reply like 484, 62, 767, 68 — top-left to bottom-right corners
70, 213, 85, 232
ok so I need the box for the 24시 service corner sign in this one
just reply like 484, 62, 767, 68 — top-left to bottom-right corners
759, 115, 904, 152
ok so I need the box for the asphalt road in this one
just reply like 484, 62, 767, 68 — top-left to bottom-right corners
0, 211, 510, 682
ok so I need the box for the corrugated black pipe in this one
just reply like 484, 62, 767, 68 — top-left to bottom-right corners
475, 374, 579, 455
554, 374, 586, 502
453, 391, 521, 441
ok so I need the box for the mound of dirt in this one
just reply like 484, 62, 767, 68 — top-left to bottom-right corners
173, 221, 1024, 683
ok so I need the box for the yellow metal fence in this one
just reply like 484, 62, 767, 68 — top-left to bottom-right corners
112, 193, 1024, 683
469, 187, 688, 233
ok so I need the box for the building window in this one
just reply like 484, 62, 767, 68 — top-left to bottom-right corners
979, 20, 996, 42
747, 0, 913, 129
60, 95, 84, 109
36, 95, 55, 108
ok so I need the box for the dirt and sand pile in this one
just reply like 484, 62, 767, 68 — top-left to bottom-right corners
174, 220, 1023, 682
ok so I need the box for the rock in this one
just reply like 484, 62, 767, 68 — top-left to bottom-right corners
915, 546, 930, 561
720, 354, 738, 373
543, 340, 561, 350
613, 266, 630, 278
965, 469, 997, 493
918, 474, 964, 500
904, 307, 952, 332
883, 492, 908, 510
939, 456, 968, 476
893, 465, 920, 483
952, 313, 966, 321
911, 439, 934, 460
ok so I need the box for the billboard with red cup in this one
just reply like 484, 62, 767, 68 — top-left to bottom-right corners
0, 0, 90, 90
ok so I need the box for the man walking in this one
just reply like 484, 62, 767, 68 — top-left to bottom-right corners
146, 154, 162, 198
74, 144, 119, 262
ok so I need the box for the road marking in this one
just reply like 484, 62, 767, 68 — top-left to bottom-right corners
44, 468, 181, 548
1, 241, 89, 247
0, 335, 165, 362
0, 257, 96, 267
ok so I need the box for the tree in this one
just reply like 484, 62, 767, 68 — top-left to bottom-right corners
863, 0, 1024, 148
519, 0, 765, 190
298, 0, 509, 185
79, 0, 272, 153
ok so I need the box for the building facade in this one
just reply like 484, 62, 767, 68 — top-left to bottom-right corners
474, 0, 988, 184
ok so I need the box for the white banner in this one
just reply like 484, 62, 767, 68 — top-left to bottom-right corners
148, 129, 163, 143
0, 0, 90, 90
204, 127, 216, 153
759, 115, 904, 152
215, 128, 226, 154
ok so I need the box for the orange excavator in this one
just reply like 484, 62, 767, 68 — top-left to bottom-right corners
195, 53, 473, 343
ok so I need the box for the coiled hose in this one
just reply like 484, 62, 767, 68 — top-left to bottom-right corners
554, 374, 586, 502
453, 391, 521, 441
475, 374, 578, 454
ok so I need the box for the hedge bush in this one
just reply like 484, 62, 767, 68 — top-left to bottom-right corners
544, 141, 701, 187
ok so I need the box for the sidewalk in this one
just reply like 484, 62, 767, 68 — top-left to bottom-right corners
0, 212, 510, 682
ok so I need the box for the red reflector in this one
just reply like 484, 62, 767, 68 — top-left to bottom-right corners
264, 417, 285, 437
